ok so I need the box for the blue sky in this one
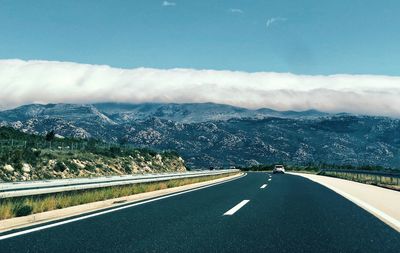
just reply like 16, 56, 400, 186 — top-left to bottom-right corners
0, 0, 399, 75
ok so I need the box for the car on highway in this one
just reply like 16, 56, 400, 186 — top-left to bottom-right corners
273, 165, 285, 174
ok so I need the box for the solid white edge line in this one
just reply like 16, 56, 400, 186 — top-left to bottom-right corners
326, 185, 400, 232
260, 184, 267, 189
0, 173, 247, 241
223, 200, 250, 216
291, 173, 400, 233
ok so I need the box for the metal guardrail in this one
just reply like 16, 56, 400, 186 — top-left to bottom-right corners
0, 169, 239, 198
318, 169, 400, 188
319, 169, 400, 178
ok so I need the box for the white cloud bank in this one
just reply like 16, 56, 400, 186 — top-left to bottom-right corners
1, 59, 400, 117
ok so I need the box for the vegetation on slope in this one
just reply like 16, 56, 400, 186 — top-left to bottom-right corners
0, 127, 186, 182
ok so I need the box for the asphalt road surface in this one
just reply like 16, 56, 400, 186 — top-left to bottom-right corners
0, 172, 399, 252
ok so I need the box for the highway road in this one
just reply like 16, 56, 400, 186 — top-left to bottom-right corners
0, 172, 399, 252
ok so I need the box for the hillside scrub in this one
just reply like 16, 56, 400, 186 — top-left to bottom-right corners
0, 127, 186, 182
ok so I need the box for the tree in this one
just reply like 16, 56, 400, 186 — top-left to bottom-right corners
45, 130, 56, 141
118, 136, 129, 145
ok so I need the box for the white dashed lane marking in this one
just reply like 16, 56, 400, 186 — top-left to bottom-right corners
223, 200, 250, 216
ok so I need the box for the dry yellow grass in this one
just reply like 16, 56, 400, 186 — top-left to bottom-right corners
0, 172, 238, 220
0, 202, 14, 220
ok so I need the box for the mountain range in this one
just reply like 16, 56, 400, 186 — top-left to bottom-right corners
1, 103, 399, 168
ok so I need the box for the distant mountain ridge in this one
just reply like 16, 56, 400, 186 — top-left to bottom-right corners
0, 102, 329, 124
94, 102, 331, 123
1, 102, 399, 168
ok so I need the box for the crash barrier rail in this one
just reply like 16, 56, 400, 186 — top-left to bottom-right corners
0, 169, 239, 198
318, 169, 400, 189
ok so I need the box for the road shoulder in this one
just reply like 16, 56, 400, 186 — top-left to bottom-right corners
289, 172, 400, 232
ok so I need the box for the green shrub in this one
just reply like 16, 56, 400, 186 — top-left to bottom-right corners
14, 204, 33, 217
162, 150, 179, 159
109, 146, 122, 156
85, 164, 96, 172
22, 148, 41, 165
43, 152, 56, 159
14, 162, 23, 173
123, 163, 132, 173
45, 130, 56, 141
64, 160, 79, 173
11, 149, 23, 164
54, 161, 66, 172
138, 148, 157, 157
42, 171, 54, 179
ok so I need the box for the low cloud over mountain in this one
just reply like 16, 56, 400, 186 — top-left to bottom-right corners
1, 59, 400, 117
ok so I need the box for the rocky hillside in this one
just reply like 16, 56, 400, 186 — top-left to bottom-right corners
1, 103, 399, 169
0, 127, 186, 182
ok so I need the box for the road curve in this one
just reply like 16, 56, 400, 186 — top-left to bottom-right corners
0, 172, 399, 252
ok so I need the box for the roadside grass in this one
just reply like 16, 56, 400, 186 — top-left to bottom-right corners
286, 170, 318, 174
321, 171, 400, 191
0, 172, 239, 220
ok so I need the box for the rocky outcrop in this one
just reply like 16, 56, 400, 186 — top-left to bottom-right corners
0, 151, 186, 182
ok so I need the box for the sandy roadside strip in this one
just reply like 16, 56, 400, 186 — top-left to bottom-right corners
0, 173, 243, 233
289, 172, 400, 232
